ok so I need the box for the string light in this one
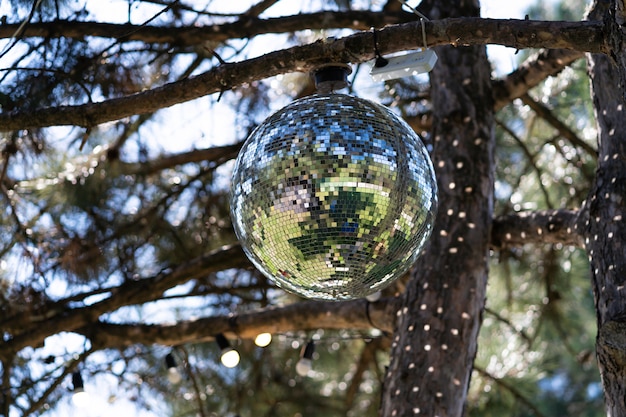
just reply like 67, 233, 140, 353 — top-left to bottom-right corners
65, 332, 383, 403
215, 334, 240, 368
71, 371, 90, 408
254, 333, 272, 347
296, 340, 315, 377
165, 352, 182, 384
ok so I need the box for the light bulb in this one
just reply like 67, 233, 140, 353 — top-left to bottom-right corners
296, 340, 315, 377
254, 333, 272, 347
167, 367, 182, 384
165, 352, 182, 384
70, 371, 90, 407
296, 358, 312, 377
220, 349, 240, 368
72, 390, 91, 408
215, 334, 240, 368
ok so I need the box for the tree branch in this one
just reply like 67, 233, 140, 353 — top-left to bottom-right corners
9, 142, 243, 194
519, 93, 597, 157
409, 48, 585, 131
493, 49, 584, 110
473, 365, 549, 417
83, 297, 399, 349
491, 209, 583, 249
0, 18, 607, 131
118, 142, 243, 176
496, 118, 555, 208
345, 338, 386, 411
244, 0, 281, 17
0, 243, 248, 359
0, 11, 412, 46
20, 348, 94, 417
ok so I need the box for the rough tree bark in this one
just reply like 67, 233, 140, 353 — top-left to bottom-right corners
581, 0, 626, 416
380, 0, 494, 416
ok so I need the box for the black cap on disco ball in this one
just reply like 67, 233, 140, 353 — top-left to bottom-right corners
313, 64, 351, 93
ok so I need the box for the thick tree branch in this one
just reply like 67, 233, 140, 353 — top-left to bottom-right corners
408, 48, 585, 130
491, 209, 583, 249
0, 18, 607, 131
0, 15, 604, 53
84, 297, 399, 349
0, 11, 412, 46
493, 49, 584, 110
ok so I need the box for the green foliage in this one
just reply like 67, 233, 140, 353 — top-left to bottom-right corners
494, 60, 595, 214
469, 245, 602, 417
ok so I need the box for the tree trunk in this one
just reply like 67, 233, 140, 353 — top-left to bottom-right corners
582, 1, 626, 416
380, 0, 495, 415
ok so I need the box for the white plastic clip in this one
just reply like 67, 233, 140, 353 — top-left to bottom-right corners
370, 49, 438, 81
370, 4, 437, 82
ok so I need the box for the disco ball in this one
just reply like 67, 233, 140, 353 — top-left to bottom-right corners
230, 93, 438, 300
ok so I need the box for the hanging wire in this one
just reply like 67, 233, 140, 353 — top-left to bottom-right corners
371, 28, 389, 68
396, 0, 429, 21
397, 0, 430, 49
372, 0, 430, 68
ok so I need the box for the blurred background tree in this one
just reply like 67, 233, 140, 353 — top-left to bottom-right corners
0, 0, 613, 416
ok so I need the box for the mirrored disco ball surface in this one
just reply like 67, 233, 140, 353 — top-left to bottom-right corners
230, 94, 438, 300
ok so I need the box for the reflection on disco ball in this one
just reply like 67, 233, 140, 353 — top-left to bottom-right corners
230, 94, 438, 300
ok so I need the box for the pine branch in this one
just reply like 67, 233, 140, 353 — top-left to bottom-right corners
409, 48, 585, 132
493, 49, 584, 110
0, 11, 412, 46
491, 209, 582, 249
244, 0, 283, 17
0, 243, 248, 359
519, 93, 597, 157
20, 348, 94, 417
12, 142, 242, 193
83, 297, 399, 349
344, 338, 386, 411
495, 118, 555, 208
118, 142, 243, 176
0, 18, 607, 131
